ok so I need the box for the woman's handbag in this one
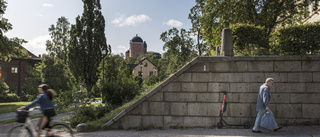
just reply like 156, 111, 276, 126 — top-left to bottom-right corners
260, 110, 277, 130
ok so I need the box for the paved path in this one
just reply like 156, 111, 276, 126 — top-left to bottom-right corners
0, 113, 70, 137
0, 110, 41, 121
0, 124, 319, 137
74, 126, 320, 137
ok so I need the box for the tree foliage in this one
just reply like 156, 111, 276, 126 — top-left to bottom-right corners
96, 55, 140, 106
23, 55, 74, 100
189, 0, 206, 56
0, 0, 29, 61
46, 17, 70, 63
275, 22, 320, 55
68, 0, 110, 92
231, 23, 269, 56
200, 0, 320, 47
22, 63, 42, 100
160, 28, 197, 76
0, 79, 9, 94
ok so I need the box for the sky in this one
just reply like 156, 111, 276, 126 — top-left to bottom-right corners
3, 0, 196, 56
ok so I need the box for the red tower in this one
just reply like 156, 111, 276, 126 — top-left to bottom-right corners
125, 34, 147, 59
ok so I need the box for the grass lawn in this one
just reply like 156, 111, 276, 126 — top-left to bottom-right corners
0, 102, 31, 114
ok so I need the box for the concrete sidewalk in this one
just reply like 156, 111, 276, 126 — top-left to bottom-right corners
74, 126, 320, 137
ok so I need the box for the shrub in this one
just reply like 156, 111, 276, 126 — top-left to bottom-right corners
0, 79, 9, 94
70, 105, 113, 128
142, 75, 159, 87
231, 23, 269, 56
275, 22, 320, 55
0, 93, 21, 102
102, 76, 140, 106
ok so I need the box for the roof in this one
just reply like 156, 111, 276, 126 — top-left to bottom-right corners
132, 57, 158, 69
130, 34, 143, 43
126, 63, 136, 68
9, 44, 41, 61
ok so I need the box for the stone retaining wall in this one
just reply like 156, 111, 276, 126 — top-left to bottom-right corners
107, 56, 320, 129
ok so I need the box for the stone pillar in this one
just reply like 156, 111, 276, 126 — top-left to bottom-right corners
216, 45, 221, 56
220, 27, 234, 56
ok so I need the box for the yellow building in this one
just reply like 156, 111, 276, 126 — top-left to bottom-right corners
132, 58, 158, 79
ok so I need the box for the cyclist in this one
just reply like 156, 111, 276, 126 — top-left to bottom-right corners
21, 84, 57, 137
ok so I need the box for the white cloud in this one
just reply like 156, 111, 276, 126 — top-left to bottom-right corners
163, 19, 183, 28
111, 45, 128, 55
112, 14, 151, 27
43, 3, 54, 7
23, 35, 50, 56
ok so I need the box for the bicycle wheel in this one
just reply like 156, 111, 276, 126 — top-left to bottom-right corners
7, 125, 33, 137
49, 123, 74, 137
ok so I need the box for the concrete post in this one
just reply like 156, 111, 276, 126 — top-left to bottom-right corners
220, 27, 234, 56
216, 45, 221, 56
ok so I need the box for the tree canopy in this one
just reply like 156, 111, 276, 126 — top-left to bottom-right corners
160, 28, 197, 76
0, 0, 28, 61
46, 16, 71, 63
68, 0, 110, 92
201, 0, 320, 47
188, 0, 206, 56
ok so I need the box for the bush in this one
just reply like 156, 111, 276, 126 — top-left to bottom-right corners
275, 22, 320, 55
0, 79, 9, 94
70, 105, 113, 128
142, 75, 159, 86
0, 93, 21, 102
102, 76, 140, 106
231, 23, 269, 56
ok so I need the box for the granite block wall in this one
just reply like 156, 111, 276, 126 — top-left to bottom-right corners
108, 56, 320, 129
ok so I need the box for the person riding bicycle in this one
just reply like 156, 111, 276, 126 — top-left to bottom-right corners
21, 84, 57, 137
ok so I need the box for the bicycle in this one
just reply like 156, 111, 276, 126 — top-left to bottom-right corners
7, 108, 74, 137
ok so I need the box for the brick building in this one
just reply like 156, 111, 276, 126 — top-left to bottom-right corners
125, 34, 147, 59
0, 48, 40, 96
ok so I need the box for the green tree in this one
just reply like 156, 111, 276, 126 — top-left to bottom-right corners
22, 63, 42, 100
41, 55, 73, 92
22, 55, 73, 99
0, 0, 28, 61
189, 0, 206, 56
200, 0, 319, 48
160, 28, 196, 76
97, 55, 139, 106
46, 17, 70, 63
68, 0, 109, 93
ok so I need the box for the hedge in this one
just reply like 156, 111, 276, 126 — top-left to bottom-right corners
231, 23, 269, 56
276, 22, 320, 55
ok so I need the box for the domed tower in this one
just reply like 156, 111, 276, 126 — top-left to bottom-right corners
126, 34, 147, 59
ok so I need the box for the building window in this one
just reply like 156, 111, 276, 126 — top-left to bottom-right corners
11, 65, 18, 74
139, 71, 143, 76
144, 63, 148, 67
149, 71, 153, 76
